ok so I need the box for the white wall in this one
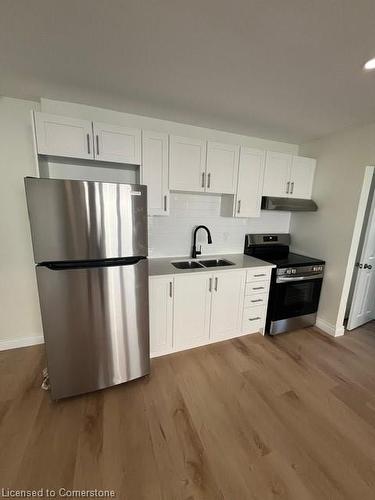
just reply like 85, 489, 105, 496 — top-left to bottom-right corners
291, 123, 375, 334
149, 193, 290, 257
0, 97, 43, 347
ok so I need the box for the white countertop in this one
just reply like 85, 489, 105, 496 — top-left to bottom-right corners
148, 253, 275, 277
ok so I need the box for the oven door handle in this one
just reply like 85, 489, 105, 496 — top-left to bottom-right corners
277, 274, 323, 283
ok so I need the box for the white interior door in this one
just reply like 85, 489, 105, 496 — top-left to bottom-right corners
348, 192, 375, 330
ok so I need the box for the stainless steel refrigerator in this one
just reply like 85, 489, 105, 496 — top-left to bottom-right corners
24, 177, 150, 400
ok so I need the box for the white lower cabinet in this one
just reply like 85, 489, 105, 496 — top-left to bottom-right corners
210, 270, 245, 340
173, 273, 212, 349
149, 266, 272, 357
149, 277, 173, 357
242, 305, 267, 334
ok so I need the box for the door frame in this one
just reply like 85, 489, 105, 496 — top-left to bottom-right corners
337, 166, 375, 332
347, 183, 375, 329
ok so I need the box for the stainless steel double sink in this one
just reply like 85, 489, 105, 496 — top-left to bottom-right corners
172, 258, 234, 270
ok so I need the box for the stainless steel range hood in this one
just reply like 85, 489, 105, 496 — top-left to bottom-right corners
261, 196, 318, 211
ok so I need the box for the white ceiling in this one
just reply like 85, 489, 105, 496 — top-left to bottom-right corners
2, 0, 375, 143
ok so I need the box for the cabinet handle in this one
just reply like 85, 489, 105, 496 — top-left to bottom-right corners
254, 273, 265, 277
253, 286, 264, 290
209, 277, 212, 292
214, 277, 218, 291
251, 299, 263, 303
237, 200, 241, 214
249, 317, 261, 321
290, 181, 294, 194
286, 181, 290, 194
207, 173, 211, 188
96, 135, 99, 156
169, 281, 173, 298
86, 134, 91, 154
201, 172, 205, 188
164, 195, 167, 212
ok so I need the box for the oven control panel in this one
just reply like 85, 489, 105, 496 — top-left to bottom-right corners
277, 264, 325, 277
313, 266, 324, 272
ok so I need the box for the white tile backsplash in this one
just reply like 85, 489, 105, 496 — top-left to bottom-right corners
148, 193, 290, 257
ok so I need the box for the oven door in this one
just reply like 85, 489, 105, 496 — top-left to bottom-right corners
268, 275, 323, 321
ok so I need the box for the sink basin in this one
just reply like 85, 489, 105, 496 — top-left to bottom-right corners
172, 260, 203, 269
199, 259, 235, 267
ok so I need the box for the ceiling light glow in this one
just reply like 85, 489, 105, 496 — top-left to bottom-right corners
364, 58, 375, 70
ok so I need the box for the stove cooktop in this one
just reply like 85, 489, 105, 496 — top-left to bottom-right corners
256, 252, 325, 268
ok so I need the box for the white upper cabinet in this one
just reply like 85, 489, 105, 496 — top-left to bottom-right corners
169, 135, 207, 192
206, 142, 239, 194
149, 277, 173, 357
173, 273, 211, 349
235, 147, 265, 218
92, 122, 141, 164
142, 130, 169, 216
34, 112, 94, 160
263, 151, 293, 198
289, 156, 316, 199
263, 151, 316, 199
210, 270, 245, 341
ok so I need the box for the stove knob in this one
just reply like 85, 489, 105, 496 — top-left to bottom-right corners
292, 269, 297, 274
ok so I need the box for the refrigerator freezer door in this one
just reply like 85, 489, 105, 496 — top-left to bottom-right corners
36, 258, 149, 399
25, 177, 148, 263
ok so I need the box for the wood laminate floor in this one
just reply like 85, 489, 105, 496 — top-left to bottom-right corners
1, 323, 375, 499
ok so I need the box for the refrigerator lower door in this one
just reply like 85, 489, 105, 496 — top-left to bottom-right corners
36, 258, 149, 399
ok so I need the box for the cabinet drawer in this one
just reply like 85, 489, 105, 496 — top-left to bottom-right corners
244, 293, 268, 308
242, 305, 266, 334
246, 268, 271, 282
245, 281, 269, 295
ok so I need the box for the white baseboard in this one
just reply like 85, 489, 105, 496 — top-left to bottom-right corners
0, 335, 44, 352
315, 317, 345, 337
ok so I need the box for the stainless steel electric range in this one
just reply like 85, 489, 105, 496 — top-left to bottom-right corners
244, 234, 325, 335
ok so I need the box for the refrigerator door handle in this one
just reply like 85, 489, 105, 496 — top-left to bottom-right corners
41, 256, 146, 270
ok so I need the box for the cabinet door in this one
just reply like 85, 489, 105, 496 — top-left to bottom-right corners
173, 273, 212, 349
290, 156, 316, 199
263, 151, 292, 198
206, 142, 239, 194
235, 147, 265, 218
169, 136, 207, 192
149, 277, 173, 357
34, 112, 94, 159
93, 122, 141, 164
210, 270, 245, 340
142, 131, 169, 215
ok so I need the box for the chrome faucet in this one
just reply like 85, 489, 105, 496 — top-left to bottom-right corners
192, 225, 212, 259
